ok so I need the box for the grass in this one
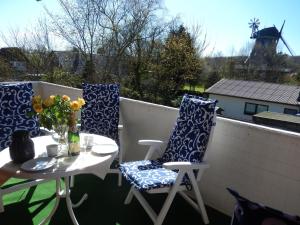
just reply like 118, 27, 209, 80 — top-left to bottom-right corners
183, 84, 205, 93
1, 174, 231, 225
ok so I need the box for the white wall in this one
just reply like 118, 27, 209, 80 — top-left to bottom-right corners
39, 82, 82, 100
209, 94, 299, 122
201, 117, 300, 216
35, 83, 300, 217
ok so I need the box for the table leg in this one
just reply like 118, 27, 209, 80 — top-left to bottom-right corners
64, 176, 80, 225
39, 179, 62, 225
39, 177, 88, 225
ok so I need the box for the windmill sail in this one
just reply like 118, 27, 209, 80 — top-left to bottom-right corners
280, 36, 294, 56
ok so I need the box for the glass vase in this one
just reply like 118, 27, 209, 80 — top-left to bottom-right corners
52, 124, 68, 154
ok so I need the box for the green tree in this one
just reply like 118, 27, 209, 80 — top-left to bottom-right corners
0, 58, 13, 81
205, 71, 221, 89
158, 25, 203, 105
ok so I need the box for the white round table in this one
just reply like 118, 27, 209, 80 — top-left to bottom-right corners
0, 134, 118, 225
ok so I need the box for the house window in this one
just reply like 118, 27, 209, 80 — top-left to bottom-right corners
244, 103, 256, 115
283, 108, 298, 115
257, 105, 268, 113
244, 102, 269, 115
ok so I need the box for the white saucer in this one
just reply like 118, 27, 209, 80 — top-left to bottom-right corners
91, 144, 118, 155
21, 157, 57, 172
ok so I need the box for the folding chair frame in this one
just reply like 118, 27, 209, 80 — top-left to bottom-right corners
123, 112, 217, 225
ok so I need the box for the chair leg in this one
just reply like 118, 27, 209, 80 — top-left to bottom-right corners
187, 171, 209, 224
133, 188, 157, 223
70, 176, 75, 188
118, 172, 122, 186
154, 174, 183, 225
124, 186, 134, 204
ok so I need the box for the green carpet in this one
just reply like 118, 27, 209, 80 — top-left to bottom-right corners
0, 175, 231, 225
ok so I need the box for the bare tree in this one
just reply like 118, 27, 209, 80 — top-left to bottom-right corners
0, 27, 29, 49
238, 41, 254, 56
0, 18, 58, 75
45, 0, 163, 81
188, 23, 209, 57
45, 0, 101, 81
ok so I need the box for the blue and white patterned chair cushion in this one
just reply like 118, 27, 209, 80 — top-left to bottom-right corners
81, 83, 120, 142
0, 83, 40, 151
161, 94, 217, 163
120, 94, 217, 191
119, 160, 187, 191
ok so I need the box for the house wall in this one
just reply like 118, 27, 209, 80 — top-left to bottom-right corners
34, 83, 300, 218
209, 94, 299, 121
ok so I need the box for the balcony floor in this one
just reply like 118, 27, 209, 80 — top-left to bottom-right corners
1, 174, 231, 225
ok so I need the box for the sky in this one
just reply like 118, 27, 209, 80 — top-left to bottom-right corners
164, 0, 300, 56
0, 0, 299, 56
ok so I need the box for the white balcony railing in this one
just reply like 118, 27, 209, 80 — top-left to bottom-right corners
32, 82, 300, 217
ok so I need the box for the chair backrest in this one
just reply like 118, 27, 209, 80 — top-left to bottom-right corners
81, 83, 120, 142
161, 94, 217, 163
0, 82, 39, 151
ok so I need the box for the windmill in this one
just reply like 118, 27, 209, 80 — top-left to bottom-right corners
248, 19, 294, 64
248, 18, 260, 38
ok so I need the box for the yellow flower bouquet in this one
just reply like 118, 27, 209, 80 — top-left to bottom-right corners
32, 94, 85, 155
32, 95, 85, 131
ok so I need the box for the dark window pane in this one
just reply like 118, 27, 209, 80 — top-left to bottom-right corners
284, 108, 298, 115
257, 105, 268, 113
244, 103, 256, 115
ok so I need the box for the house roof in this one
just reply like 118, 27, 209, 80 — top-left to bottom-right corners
206, 79, 300, 106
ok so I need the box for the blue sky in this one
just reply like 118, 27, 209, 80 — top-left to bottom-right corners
164, 0, 300, 56
0, 0, 299, 56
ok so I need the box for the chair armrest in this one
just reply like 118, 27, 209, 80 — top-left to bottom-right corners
138, 140, 163, 147
163, 161, 209, 172
138, 140, 164, 160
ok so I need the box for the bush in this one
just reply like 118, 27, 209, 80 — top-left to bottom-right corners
42, 68, 82, 88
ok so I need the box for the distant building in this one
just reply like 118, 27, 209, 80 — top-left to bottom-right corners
53, 51, 85, 74
206, 79, 300, 122
0, 47, 28, 73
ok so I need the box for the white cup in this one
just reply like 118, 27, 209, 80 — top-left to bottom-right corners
46, 144, 58, 157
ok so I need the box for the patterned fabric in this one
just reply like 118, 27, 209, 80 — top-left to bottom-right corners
81, 83, 120, 142
119, 160, 190, 191
161, 94, 217, 163
120, 94, 217, 191
0, 83, 39, 151
228, 188, 300, 225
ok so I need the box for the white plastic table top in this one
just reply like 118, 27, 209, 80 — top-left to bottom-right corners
0, 134, 118, 180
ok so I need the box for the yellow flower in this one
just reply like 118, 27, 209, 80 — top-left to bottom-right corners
43, 96, 55, 107
33, 104, 43, 113
77, 98, 85, 107
32, 95, 42, 105
70, 101, 80, 111
62, 95, 70, 101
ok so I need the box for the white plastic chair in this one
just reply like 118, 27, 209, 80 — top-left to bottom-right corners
119, 94, 217, 225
